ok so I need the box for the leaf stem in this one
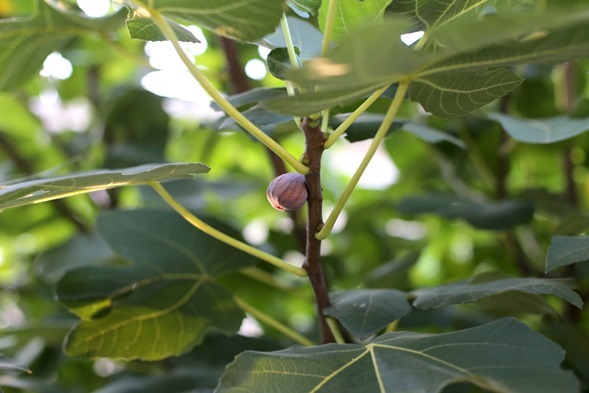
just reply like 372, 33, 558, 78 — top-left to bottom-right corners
321, 0, 337, 55
316, 80, 409, 240
326, 317, 346, 344
148, 10, 308, 174
150, 182, 307, 277
324, 84, 390, 148
234, 297, 314, 346
281, 13, 300, 69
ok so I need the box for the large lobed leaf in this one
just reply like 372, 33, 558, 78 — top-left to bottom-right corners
0, 0, 126, 90
216, 318, 579, 392
276, 8, 589, 116
144, 0, 286, 42
0, 163, 209, 210
318, 0, 392, 43
58, 209, 258, 360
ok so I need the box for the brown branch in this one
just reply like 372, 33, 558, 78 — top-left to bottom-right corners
301, 117, 334, 344
0, 132, 89, 232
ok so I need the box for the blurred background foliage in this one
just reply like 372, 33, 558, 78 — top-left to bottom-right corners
0, 0, 587, 392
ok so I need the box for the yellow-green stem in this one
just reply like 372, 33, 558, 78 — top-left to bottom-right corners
150, 182, 307, 277
149, 10, 308, 174
316, 81, 410, 240
281, 13, 300, 69
324, 84, 390, 148
321, 0, 338, 55
235, 297, 314, 346
385, 320, 399, 333
326, 317, 346, 344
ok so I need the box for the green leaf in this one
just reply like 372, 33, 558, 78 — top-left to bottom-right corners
401, 122, 465, 147
147, 0, 287, 42
0, 0, 126, 90
266, 47, 298, 80
388, 0, 490, 35
210, 87, 286, 111
290, 0, 321, 15
410, 68, 523, 118
59, 209, 258, 360
126, 15, 199, 42
546, 235, 589, 273
330, 114, 405, 143
398, 194, 534, 230
219, 106, 292, 131
0, 355, 30, 374
216, 318, 579, 393
412, 275, 583, 310
488, 113, 589, 143
325, 289, 411, 339
35, 233, 119, 284
318, 0, 393, 43
0, 163, 209, 210
262, 16, 323, 59
263, 84, 386, 116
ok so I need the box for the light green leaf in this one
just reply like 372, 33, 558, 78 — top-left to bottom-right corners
546, 235, 589, 272
126, 15, 199, 42
412, 275, 583, 310
216, 318, 579, 393
488, 113, 589, 143
0, 163, 209, 210
210, 87, 286, 111
290, 0, 321, 15
0, 0, 127, 90
388, 0, 490, 35
148, 0, 286, 42
318, 0, 393, 43
325, 289, 411, 339
410, 68, 523, 118
263, 83, 386, 115
59, 209, 258, 360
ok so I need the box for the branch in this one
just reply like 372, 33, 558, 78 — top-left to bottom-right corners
301, 116, 334, 344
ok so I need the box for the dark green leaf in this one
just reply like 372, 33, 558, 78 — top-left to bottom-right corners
216, 318, 579, 393
546, 235, 589, 272
262, 16, 323, 59
331, 114, 405, 143
0, 0, 126, 90
410, 68, 523, 118
263, 84, 386, 115
411, 275, 583, 310
267, 47, 298, 80
398, 194, 534, 230
126, 15, 199, 42
364, 251, 421, 290
58, 209, 257, 360
147, 0, 286, 42
401, 122, 465, 147
35, 232, 119, 284
318, 0, 393, 43
0, 163, 209, 210
211, 87, 285, 111
325, 289, 411, 339
488, 113, 589, 143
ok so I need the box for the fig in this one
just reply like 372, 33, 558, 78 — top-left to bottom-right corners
266, 173, 308, 211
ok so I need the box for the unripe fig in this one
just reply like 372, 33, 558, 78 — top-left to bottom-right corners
266, 173, 308, 212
